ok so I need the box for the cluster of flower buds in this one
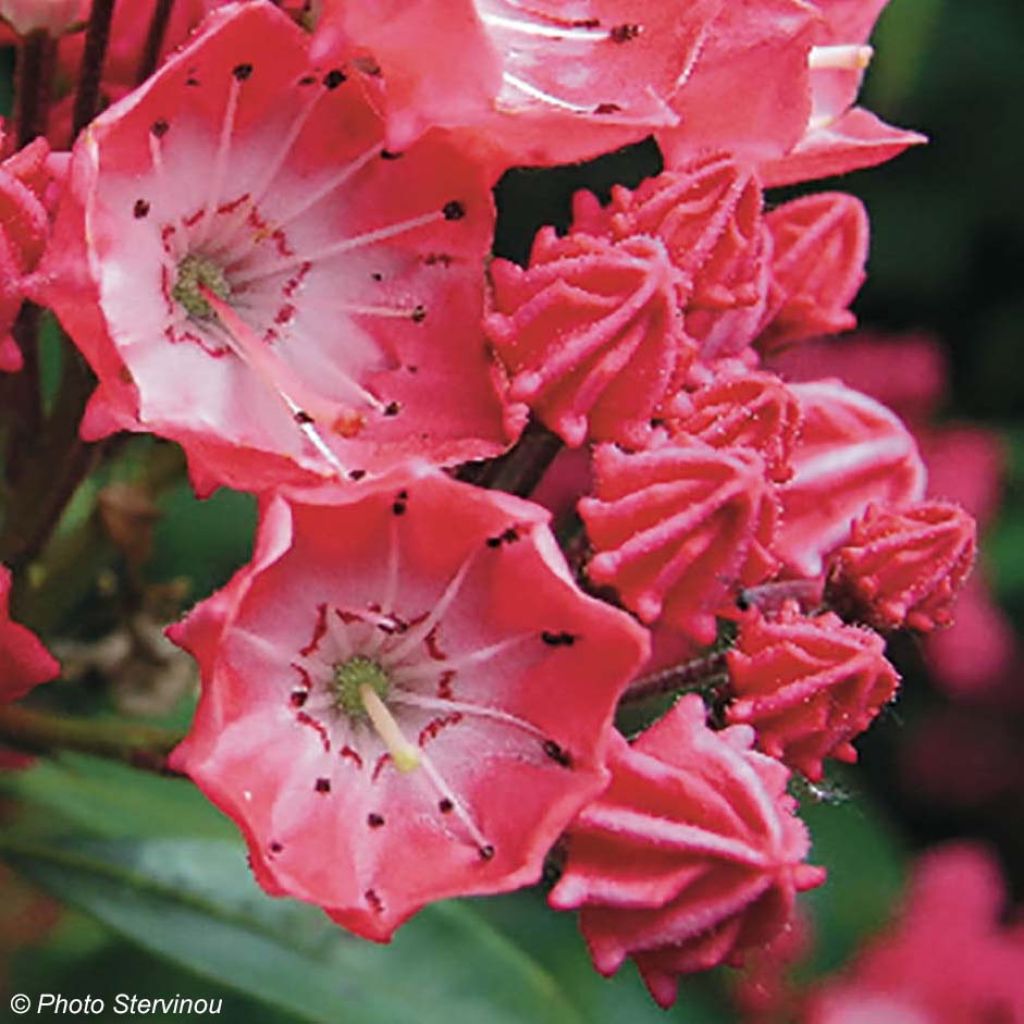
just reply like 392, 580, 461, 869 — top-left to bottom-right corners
0, 0, 978, 1008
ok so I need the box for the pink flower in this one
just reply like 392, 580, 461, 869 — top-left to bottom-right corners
0, 136, 62, 373
725, 603, 900, 780
805, 844, 1024, 1024
774, 380, 926, 577
580, 441, 779, 644
0, 0, 83, 36
34, 2, 514, 494
664, 371, 802, 483
758, 192, 869, 354
827, 501, 976, 633
1, 565, 59, 702
485, 229, 691, 448
573, 155, 770, 364
311, 0, 723, 165
169, 467, 649, 940
550, 695, 825, 1009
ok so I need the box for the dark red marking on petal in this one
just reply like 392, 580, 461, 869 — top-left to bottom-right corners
367, 813, 385, 828
418, 712, 464, 746
340, 745, 364, 769
315, 777, 331, 793
134, 199, 150, 219
300, 603, 329, 656
296, 711, 331, 752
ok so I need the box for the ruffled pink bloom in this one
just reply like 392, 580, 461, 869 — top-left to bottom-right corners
805, 844, 1024, 1024
726, 603, 899, 780
1, 565, 59, 702
0, 136, 63, 372
573, 155, 770, 364
827, 501, 976, 633
485, 229, 691, 448
580, 441, 779, 644
550, 694, 825, 1009
311, 0, 723, 165
759, 1, 926, 187
664, 371, 802, 483
758, 192, 868, 354
34, 2, 514, 494
169, 467, 649, 941
657, 0, 923, 187
774, 380, 927, 577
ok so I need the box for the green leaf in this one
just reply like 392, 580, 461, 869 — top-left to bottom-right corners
1, 835, 582, 1024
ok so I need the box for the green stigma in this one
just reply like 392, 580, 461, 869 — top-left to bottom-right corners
172, 253, 231, 319
332, 655, 391, 718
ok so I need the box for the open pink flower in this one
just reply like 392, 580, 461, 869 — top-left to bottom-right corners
805, 844, 1024, 1024
311, 0, 723, 165
169, 467, 649, 940
757, 192, 868, 355
550, 695, 825, 1009
827, 501, 976, 633
486, 229, 691, 448
726, 603, 900, 780
34, 1, 513, 494
774, 381, 926, 577
573, 155, 770, 364
1, 565, 59, 702
580, 441, 779, 644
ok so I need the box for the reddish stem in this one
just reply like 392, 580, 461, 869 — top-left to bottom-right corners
71, 0, 117, 140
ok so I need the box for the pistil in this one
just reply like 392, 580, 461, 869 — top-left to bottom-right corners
360, 684, 421, 773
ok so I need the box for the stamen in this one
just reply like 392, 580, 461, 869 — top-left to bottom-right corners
393, 633, 529, 682
231, 210, 444, 289
808, 44, 873, 71
389, 691, 548, 741
500, 72, 593, 113
414, 748, 493, 854
195, 73, 243, 245
479, 12, 606, 41
360, 684, 420, 773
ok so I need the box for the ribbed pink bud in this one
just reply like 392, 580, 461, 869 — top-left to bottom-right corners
580, 442, 779, 644
827, 501, 977, 632
550, 695, 825, 1009
486, 229, 693, 448
758, 192, 869, 353
665, 371, 802, 482
726, 603, 900, 781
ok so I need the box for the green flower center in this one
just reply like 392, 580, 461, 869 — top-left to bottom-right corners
332, 655, 391, 719
172, 253, 231, 319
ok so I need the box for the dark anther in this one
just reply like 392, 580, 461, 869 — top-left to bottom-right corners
323, 68, 346, 89
381, 149, 402, 160
392, 499, 407, 516
543, 740, 573, 767
348, 469, 367, 481
293, 410, 314, 425
269, 841, 283, 854
442, 200, 466, 221
541, 630, 577, 647
367, 813, 385, 828
151, 119, 169, 137
383, 401, 401, 416
594, 102, 623, 115
365, 888, 384, 912
232, 63, 254, 81
133, 199, 150, 219
609, 23, 641, 42
410, 305, 427, 323
298, 74, 316, 86
478, 844, 496, 861
185, 77, 200, 87
438, 798, 454, 814
315, 777, 332, 793
735, 590, 752, 611
486, 527, 520, 549
371, 272, 383, 282
289, 689, 309, 708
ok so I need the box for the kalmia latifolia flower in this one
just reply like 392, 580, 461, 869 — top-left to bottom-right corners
805, 844, 1024, 1024
169, 467, 649, 940
0, 135, 63, 372
311, 0, 723, 164
580, 442, 779, 644
775, 380, 927, 577
757, 192, 869, 354
485, 229, 691, 448
664, 371, 802, 483
574, 154, 770, 365
34, 1, 514, 494
725, 603, 900, 781
550, 695, 825, 1009
1, 565, 59, 702
826, 501, 976, 633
